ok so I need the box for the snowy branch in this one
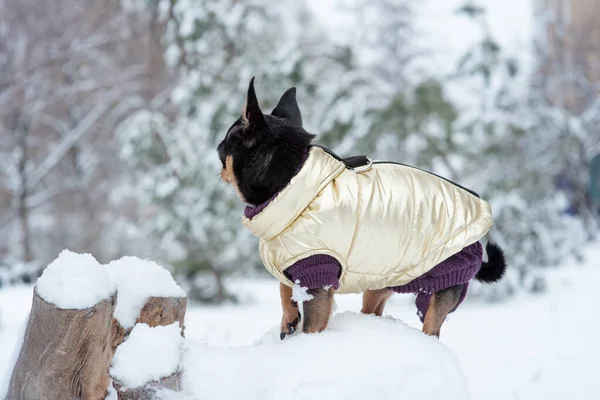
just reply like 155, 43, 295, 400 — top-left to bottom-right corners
24, 86, 142, 192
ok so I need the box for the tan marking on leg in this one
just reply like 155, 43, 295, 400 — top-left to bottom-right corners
279, 283, 301, 338
422, 285, 463, 338
303, 287, 334, 333
422, 295, 440, 337
361, 289, 393, 316
373, 290, 393, 316
280, 282, 295, 313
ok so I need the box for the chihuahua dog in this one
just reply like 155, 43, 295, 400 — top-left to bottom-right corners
218, 78, 506, 339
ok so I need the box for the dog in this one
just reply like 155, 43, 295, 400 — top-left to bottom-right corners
218, 78, 506, 339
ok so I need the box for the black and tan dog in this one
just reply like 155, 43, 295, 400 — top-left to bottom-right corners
218, 78, 506, 339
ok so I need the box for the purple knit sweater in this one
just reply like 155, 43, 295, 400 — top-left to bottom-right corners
243, 150, 484, 321
280, 243, 482, 322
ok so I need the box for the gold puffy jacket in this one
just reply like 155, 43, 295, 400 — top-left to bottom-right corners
243, 147, 494, 294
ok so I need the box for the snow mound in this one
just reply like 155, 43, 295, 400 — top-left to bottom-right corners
106, 257, 186, 329
181, 312, 471, 400
0, 313, 28, 399
36, 250, 116, 309
111, 323, 183, 389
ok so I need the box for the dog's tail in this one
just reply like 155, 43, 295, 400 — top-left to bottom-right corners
475, 242, 507, 283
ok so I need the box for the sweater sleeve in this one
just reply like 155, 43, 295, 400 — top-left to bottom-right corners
283, 255, 341, 290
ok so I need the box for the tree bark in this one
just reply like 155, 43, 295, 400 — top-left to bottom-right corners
17, 131, 32, 263
112, 296, 186, 349
136, 296, 186, 331
5, 291, 117, 400
214, 269, 227, 304
111, 296, 186, 398
113, 370, 182, 400
205, 260, 227, 304
17, 189, 32, 263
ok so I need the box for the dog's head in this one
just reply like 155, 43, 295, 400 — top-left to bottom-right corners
217, 78, 315, 206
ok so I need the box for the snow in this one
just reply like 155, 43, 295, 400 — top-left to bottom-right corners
105, 381, 118, 400
0, 312, 28, 399
181, 312, 470, 400
2, 242, 600, 399
291, 281, 314, 302
110, 323, 183, 389
307, 0, 534, 77
413, 0, 533, 76
307, 0, 535, 114
35, 250, 116, 309
105, 257, 186, 329
182, 254, 600, 400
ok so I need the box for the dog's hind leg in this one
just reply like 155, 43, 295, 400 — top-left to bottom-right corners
303, 287, 334, 333
422, 284, 464, 338
361, 288, 393, 316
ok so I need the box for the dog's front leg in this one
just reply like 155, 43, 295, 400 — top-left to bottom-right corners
303, 287, 334, 334
422, 284, 464, 338
280, 282, 301, 340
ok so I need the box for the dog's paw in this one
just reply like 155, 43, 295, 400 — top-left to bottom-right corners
280, 309, 301, 340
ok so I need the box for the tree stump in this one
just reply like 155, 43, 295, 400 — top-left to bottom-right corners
4, 253, 187, 400
112, 296, 187, 349
110, 322, 184, 400
105, 256, 187, 351
5, 290, 117, 400
113, 370, 182, 400
137, 296, 186, 331
110, 297, 186, 399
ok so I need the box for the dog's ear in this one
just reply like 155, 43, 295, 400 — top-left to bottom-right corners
272, 87, 302, 126
241, 77, 269, 146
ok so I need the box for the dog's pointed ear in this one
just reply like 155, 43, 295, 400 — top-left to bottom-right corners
272, 87, 302, 126
242, 77, 268, 132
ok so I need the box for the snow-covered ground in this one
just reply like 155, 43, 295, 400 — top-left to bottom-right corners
181, 312, 469, 400
1, 243, 599, 399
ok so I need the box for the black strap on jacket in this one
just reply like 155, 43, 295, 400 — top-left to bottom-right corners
311, 145, 371, 171
310, 144, 480, 198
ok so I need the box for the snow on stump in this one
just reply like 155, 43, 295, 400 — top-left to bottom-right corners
5, 250, 117, 400
182, 312, 471, 400
106, 257, 187, 349
110, 323, 183, 400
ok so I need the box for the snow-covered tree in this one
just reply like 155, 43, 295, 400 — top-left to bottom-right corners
349, 0, 590, 296
118, 0, 364, 302
345, 0, 465, 179
0, 0, 168, 271
448, 2, 587, 296
528, 0, 600, 237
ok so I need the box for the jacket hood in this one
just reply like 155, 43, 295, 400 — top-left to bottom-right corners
242, 147, 346, 240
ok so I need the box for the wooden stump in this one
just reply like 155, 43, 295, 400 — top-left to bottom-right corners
112, 296, 187, 349
113, 370, 182, 400
111, 296, 186, 398
5, 254, 187, 400
5, 290, 117, 400
136, 296, 186, 331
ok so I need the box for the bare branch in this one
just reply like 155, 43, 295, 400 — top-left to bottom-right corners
26, 96, 115, 191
